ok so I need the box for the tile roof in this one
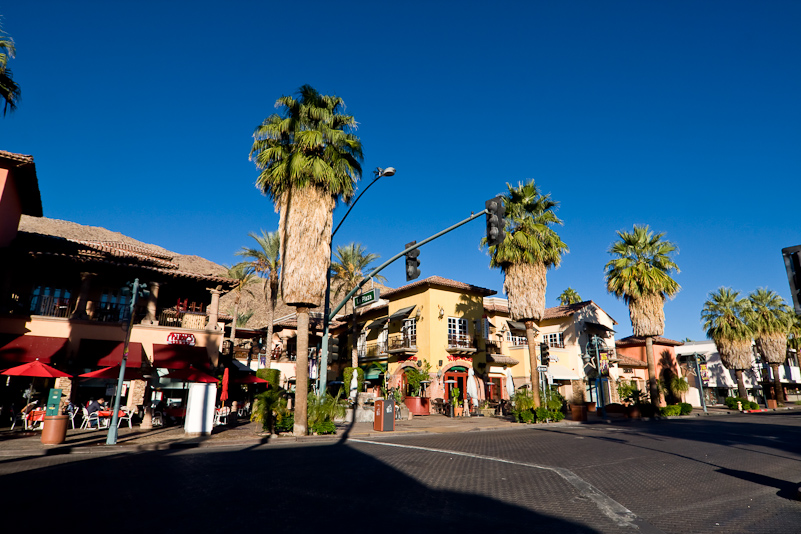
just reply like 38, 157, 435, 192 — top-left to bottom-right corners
0, 150, 42, 217
380, 276, 497, 299
0, 150, 34, 164
615, 336, 684, 347
613, 355, 649, 368
483, 299, 618, 325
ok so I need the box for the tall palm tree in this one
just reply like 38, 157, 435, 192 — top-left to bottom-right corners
0, 25, 20, 115
485, 180, 568, 408
330, 243, 386, 368
236, 230, 280, 362
250, 84, 363, 436
225, 263, 258, 345
557, 287, 582, 306
747, 288, 792, 403
701, 287, 753, 399
605, 225, 680, 407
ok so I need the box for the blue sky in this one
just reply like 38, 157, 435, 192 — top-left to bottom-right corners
1, 1, 799, 342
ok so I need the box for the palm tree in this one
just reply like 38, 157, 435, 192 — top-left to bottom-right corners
747, 288, 792, 403
236, 230, 280, 363
250, 84, 363, 436
605, 225, 680, 407
225, 263, 258, 345
1, 25, 20, 115
485, 180, 568, 408
557, 287, 582, 306
330, 243, 386, 368
701, 288, 753, 399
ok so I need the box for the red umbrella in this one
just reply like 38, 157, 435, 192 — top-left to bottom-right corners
233, 375, 268, 385
163, 368, 218, 383
80, 365, 144, 380
220, 368, 230, 405
1, 360, 72, 378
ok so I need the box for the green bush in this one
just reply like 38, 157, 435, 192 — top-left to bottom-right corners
725, 396, 758, 410
660, 405, 682, 417
252, 386, 289, 433
256, 368, 281, 388
403, 362, 431, 397
275, 414, 293, 433
307, 391, 347, 428
310, 420, 336, 435
748, 401, 759, 410
516, 410, 535, 423
679, 402, 693, 415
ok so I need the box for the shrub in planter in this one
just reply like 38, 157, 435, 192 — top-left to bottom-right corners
515, 410, 535, 423
679, 402, 693, 415
725, 396, 753, 410
252, 386, 289, 433
256, 368, 281, 388
310, 420, 336, 435
343, 368, 364, 399
275, 414, 294, 433
659, 405, 682, 417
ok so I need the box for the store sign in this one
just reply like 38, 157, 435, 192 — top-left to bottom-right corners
700, 363, 709, 383
447, 355, 472, 362
167, 332, 196, 346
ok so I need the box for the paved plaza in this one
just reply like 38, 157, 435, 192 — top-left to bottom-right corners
2, 411, 800, 533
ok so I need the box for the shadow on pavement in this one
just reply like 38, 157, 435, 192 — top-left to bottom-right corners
1, 439, 603, 534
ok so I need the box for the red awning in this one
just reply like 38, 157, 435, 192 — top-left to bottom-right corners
76, 339, 143, 367
0, 335, 68, 364
152, 344, 211, 369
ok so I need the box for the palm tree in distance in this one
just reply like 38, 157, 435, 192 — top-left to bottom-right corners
331, 243, 386, 368
225, 263, 258, 345
1, 24, 20, 115
557, 287, 582, 306
237, 230, 281, 361
701, 287, 753, 399
747, 288, 792, 403
250, 84, 363, 436
484, 180, 569, 408
605, 225, 680, 408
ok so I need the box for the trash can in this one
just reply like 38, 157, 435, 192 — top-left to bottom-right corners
373, 399, 395, 432
41, 415, 69, 445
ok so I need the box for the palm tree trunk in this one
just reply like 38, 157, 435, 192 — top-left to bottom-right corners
645, 336, 660, 407
294, 307, 309, 436
230, 298, 239, 343
265, 277, 276, 364
525, 321, 541, 408
770, 363, 785, 404
735, 369, 748, 400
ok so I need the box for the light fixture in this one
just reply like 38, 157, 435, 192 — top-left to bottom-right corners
438, 306, 445, 319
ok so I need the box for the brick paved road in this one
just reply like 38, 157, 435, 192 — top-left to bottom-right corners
2, 413, 800, 533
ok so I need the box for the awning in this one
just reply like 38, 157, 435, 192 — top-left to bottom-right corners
487, 354, 520, 366
231, 358, 252, 372
507, 320, 527, 334
549, 366, 582, 380
367, 317, 389, 330
584, 322, 615, 334
361, 363, 387, 380
0, 335, 68, 364
152, 344, 211, 369
76, 339, 143, 367
388, 306, 416, 322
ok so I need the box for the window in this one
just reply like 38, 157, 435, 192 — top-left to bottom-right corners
448, 317, 468, 347
403, 318, 417, 346
357, 331, 366, 358
96, 288, 127, 322
543, 332, 564, 348
29, 286, 72, 317
506, 331, 527, 346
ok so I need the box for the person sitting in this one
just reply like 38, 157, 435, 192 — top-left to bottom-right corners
86, 397, 107, 428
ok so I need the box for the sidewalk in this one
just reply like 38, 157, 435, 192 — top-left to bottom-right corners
2, 404, 796, 457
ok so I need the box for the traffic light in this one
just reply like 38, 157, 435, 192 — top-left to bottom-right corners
328, 336, 340, 362
540, 342, 550, 366
485, 196, 506, 247
405, 241, 421, 281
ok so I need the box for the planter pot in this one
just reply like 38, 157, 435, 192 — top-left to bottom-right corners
766, 399, 778, 409
404, 397, 431, 416
454, 406, 464, 417
479, 408, 495, 418
585, 401, 597, 413
41, 415, 68, 445
570, 404, 588, 422
627, 406, 641, 419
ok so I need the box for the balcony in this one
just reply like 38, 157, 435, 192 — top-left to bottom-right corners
358, 341, 388, 361
387, 334, 417, 355
157, 309, 209, 330
447, 333, 476, 355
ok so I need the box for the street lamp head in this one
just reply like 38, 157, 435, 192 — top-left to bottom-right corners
375, 166, 396, 178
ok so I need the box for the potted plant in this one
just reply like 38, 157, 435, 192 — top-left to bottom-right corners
451, 387, 463, 417
478, 400, 495, 417
403, 362, 431, 416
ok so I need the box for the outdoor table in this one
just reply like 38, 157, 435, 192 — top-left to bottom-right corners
96, 410, 125, 427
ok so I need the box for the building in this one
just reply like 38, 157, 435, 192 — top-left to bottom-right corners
614, 336, 684, 406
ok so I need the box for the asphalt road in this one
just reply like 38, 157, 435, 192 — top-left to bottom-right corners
3, 413, 800, 533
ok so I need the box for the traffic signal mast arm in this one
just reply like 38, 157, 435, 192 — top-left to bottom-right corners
328, 208, 489, 321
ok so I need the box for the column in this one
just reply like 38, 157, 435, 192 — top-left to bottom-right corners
206, 288, 222, 331
70, 272, 95, 319
141, 281, 160, 324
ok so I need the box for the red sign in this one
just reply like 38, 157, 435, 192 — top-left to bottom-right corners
167, 333, 196, 346
447, 355, 473, 362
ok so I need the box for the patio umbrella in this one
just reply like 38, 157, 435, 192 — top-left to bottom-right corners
233, 375, 268, 385
79, 365, 144, 380
2, 359, 72, 412
466, 367, 479, 409
505, 368, 515, 399
163, 368, 218, 383
220, 368, 230, 406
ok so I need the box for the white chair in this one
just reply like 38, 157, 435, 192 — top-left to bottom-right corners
117, 407, 133, 428
80, 407, 100, 430
214, 407, 229, 426
67, 405, 81, 429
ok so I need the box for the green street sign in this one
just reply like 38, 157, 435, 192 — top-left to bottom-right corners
354, 289, 380, 308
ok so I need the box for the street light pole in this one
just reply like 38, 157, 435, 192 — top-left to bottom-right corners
318, 167, 395, 397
